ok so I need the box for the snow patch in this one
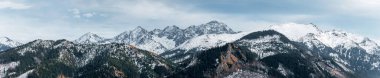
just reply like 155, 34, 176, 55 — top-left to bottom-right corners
0, 37, 22, 47
176, 32, 250, 51
225, 70, 267, 78
372, 62, 380, 69
174, 55, 191, 63
0, 61, 20, 77
17, 69, 34, 78
74, 32, 105, 44
314, 30, 380, 55
240, 35, 293, 58
152, 36, 176, 50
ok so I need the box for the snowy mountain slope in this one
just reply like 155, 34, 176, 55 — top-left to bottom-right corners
299, 33, 380, 78
271, 23, 380, 55
270, 23, 321, 40
376, 40, 380, 45
314, 30, 380, 55
0, 39, 175, 78
111, 26, 171, 54
168, 30, 353, 78
160, 32, 249, 63
175, 32, 250, 51
74, 32, 106, 44
0, 37, 22, 52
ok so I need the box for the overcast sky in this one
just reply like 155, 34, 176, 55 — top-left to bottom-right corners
0, 0, 379, 42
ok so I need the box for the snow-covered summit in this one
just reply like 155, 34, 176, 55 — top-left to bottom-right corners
270, 23, 321, 40
270, 23, 380, 55
0, 37, 22, 47
314, 30, 380, 55
185, 21, 235, 35
74, 32, 105, 44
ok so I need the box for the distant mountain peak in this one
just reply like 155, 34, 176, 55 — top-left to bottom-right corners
0, 37, 22, 47
75, 32, 105, 44
206, 20, 223, 24
132, 26, 147, 32
204, 20, 227, 27
0, 37, 11, 41
163, 25, 180, 31
270, 23, 321, 40
0, 37, 22, 52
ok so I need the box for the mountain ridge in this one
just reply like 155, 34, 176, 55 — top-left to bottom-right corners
74, 21, 237, 54
2, 21, 380, 78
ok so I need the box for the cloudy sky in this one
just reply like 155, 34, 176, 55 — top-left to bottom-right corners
0, 0, 379, 42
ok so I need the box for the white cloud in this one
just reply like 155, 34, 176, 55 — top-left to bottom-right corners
334, 0, 380, 18
83, 12, 96, 18
68, 8, 99, 18
0, 1, 30, 9
68, 8, 81, 18
108, 0, 275, 30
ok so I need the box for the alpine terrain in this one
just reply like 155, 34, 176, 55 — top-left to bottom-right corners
1, 21, 380, 78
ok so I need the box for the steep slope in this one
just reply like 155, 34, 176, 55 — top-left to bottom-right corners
0, 37, 22, 52
168, 30, 353, 78
74, 32, 106, 44
0, 39, 174, 78
270, 23, 321, 40
299, 33, 380, 78
111, 26, 171, 54
314, 30, 380, 55
161, 32, 249, 64
271, 23, 380, 55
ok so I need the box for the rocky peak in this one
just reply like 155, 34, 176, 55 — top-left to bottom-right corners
0, 37, 20, 51
206, 20, 226, 26
150, 29, 162, 35
185, 21, 235, 35
0, 37, 22, 47
131, 26, 148, 34
75, 32, 105, 44
201, 21, 231, 31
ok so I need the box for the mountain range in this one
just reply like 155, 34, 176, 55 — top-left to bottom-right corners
1, 21, 380, 78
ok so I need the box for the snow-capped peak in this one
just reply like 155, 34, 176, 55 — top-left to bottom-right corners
305, 30, 380, 55
270, 23, 321, 40
74, 32, 105, 44
0, 37, 22, 47
206, 20, 226, 26
175, 32, 250, 51
132, 26, 147, 33
185, 21, 235, 35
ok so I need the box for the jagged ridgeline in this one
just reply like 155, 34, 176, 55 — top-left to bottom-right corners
2, 21, 380, 78
166, 30, 355, 78
0, 39, 174, 78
